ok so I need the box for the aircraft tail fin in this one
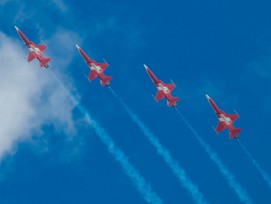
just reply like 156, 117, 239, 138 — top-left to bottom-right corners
101, 75, 112, 86
167, 97, 179, 107
229, 128, 241, 139
40, 58, 50, 68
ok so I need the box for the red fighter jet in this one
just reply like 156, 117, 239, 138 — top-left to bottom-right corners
76, 45, 112, 87
144, 64, 179, 107
206, 94, 241, 139
15, 26, 50, 68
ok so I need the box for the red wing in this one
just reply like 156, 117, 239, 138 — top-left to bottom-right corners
216, 121, 226, 133
98, 63, 108, 71
37, 44, 47, 53
155, 90, 165, 101
165, 83, 175, 92
88, 70, 98, 80
27, 52, 36, 62
227, 114, 239, 122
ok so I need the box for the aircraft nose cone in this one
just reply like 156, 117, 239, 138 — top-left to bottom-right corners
205, 94, 210, 100
75, 44, 80, 50
14, 26, 19, 31
143, 64, 149, 71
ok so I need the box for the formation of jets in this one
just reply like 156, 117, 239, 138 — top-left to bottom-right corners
15, 26, 242, 140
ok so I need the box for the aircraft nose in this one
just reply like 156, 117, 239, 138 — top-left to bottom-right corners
205, 94, 210, 100
143, 64, 149, 71
75, 44, 80, 50
14, 26, 19, 31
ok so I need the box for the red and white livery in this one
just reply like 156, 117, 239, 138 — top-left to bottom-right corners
15, 26, 50, 68
206, 94, 241, 139
76, 45, 112, 87
144, 64, 179, 107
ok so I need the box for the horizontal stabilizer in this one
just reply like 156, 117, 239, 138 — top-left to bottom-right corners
101, 75, 112, 86
167, 97, 179, 107
229, 128, 241, 139
40, 57, 50, 68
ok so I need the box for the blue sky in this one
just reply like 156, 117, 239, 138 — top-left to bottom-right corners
0, 0, 271, 203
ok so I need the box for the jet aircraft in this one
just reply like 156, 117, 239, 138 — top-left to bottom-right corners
206, 94, 241, 139
76, 45, 112, 86
15, 26, 50, 68
144, 64, 179, 107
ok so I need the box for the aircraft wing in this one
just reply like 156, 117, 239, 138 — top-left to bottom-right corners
215, 121, 226, 133
227, 114, 239, 122
98, 62, 108, 71
155, 90, 165, 101
27, 52, 36, 62
37, 44, 47, 53
88, 70, 98, 80
165, 83, 176, 92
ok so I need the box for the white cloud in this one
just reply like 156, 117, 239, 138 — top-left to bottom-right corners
52, 0, 68, 13
5, 0, 69, 29
0, 31, 76, 159
46, 28, 82, 70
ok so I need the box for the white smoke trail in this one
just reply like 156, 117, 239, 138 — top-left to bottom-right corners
238, 140, 271, 189
50, 71, 163, 204
176, 109, 254, 204
109, 87, 208, 204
